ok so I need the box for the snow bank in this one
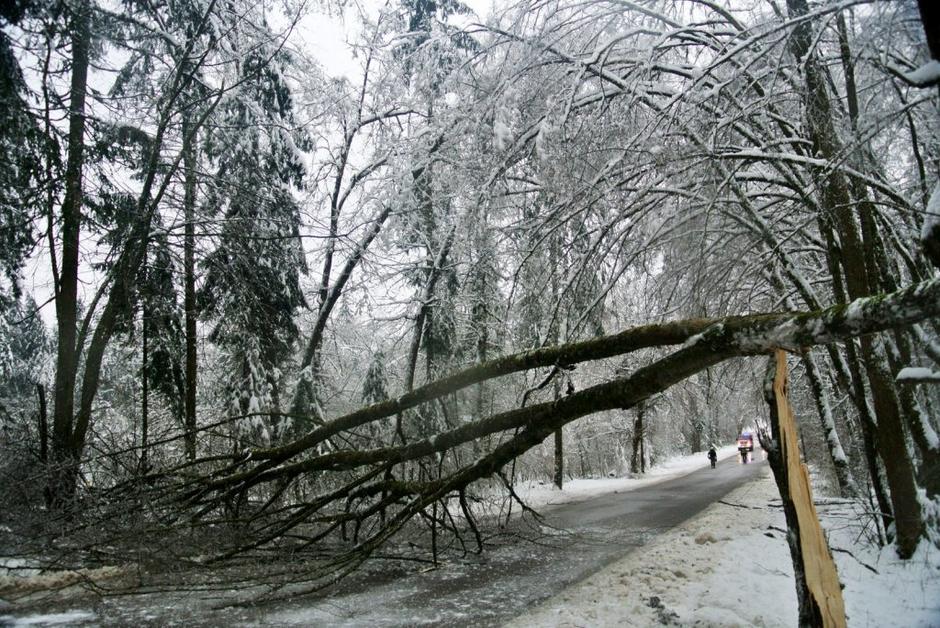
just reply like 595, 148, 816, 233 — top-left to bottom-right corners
0, 565, 128, 598
508, 471, 940, 627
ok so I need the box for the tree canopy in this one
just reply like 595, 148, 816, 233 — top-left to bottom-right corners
0, 0, 938, 600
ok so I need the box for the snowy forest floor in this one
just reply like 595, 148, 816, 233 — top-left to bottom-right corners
508, 467, 940, 628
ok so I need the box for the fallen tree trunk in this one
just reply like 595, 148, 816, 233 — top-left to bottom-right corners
172, 278, 939, 522
88, 277, 940, 596
198, 276, 940, 477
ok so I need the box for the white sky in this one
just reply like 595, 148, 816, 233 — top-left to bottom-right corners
299, 0, 497, 78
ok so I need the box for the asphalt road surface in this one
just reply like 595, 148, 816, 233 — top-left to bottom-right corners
261, 452, 767, 627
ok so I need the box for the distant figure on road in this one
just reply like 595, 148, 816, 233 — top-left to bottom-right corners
737, 431, 754, 465
708, 447, 717, 469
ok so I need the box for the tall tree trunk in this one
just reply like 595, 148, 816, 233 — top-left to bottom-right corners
786, 0, 924, 557
856, 199, 940, 497
550, 213, 564, 488
916, 0, 940, 62
631, 402, 645, 475
183, 118, 198, 461
45, 2, 216, 502
37, 383, 48, 464
690, 417, 703, 454
471, 235, 491, 425
49, 0, 90, 506
772, 273, 857, 498
398, 225, 456, 441
838, 14, 940, 497
290, 138, 348, 428
800, 352, 857, 498
762, 353, 847, 628
292, 205, 392, 423
553, 378, 564, 489
812, 223, 893, 531
140, 307, 149, 474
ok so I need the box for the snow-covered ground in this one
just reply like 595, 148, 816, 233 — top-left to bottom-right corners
508, 469, 940, 627
3, 446, 938, 627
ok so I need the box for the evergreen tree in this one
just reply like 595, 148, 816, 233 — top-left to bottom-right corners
0, 296, 48, 424
0, 9, 44, 304
199, 41, 308, 446
0, 294, 49, 514
393, 0, 478, 440
362, 351, 391, 407
139, 233, 186, 429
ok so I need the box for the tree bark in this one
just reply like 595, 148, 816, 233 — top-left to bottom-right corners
857, 202, 940, 498
183, 117, 198, 462
187, 278, 940, 500
553, 426, 564, 489
631, 402, 644, 474
917, 0, 940, 61
49, 0, 90, 506
37, 383, 48, 464
785, 0, 924, 557
226, 278, 940, 479
762, 352, 847, 628
800, 352, 857, 498
141, 305, 150, 474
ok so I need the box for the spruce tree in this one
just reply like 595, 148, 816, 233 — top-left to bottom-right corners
0, 23, 42, 303
199, 42, 308, 447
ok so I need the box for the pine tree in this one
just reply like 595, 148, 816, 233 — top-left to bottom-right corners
199, 41, 308, 447
0, 295, 49, 513
139, 234, 186, 431
0, 21, 42, 303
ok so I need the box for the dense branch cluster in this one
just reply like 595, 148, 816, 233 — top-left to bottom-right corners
84, 279, 935, 592
0, 0, 938, 596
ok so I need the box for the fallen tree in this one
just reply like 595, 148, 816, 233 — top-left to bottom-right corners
23, 277, 940, 600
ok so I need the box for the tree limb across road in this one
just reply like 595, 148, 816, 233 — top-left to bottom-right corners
198, 276, 940, 478
127, 276, 940, 583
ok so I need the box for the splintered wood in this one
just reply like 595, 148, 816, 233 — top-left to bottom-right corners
774, 349, 847, 628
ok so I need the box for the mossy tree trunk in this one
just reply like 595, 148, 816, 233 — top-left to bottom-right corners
785, 0, 924, 557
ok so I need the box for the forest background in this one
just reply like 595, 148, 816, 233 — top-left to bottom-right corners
1, 0, 939, 601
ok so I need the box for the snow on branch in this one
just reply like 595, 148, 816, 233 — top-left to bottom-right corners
891, 60, 940, 88
896, 367, 940, 384
180, 277, 940, 498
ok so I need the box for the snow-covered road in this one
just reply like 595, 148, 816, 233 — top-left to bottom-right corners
258, 450, 765, 627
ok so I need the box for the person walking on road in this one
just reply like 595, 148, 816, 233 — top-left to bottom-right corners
708, 447, 717, 469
